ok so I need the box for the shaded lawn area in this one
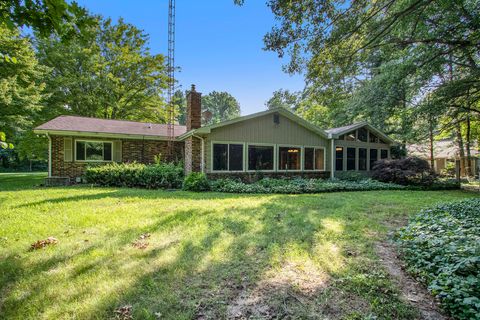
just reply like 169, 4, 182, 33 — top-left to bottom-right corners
0, 173, 476, 319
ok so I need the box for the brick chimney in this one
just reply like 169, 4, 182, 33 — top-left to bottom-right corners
186, 84, 201, 130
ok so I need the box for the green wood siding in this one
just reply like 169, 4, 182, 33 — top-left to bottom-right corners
204, 113, 331, 173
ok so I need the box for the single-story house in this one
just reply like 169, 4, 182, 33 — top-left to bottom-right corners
34, 85, 396, 182
407, 139, 479, 177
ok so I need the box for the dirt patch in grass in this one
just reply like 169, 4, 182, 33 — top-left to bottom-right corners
225, 261, 371, 319
375, 242, 449, 320
226, 261, 328, 319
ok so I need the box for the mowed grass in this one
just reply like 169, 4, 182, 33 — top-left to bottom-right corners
0, 173, 476, 319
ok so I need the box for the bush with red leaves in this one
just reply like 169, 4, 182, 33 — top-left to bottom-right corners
371, 157, 436, 186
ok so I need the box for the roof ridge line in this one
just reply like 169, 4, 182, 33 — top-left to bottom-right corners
56, 115, 186, 127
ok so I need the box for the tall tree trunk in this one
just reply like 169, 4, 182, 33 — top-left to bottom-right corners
465, 111, 472, 177
429, 126, 435, 170
455, 121, 466, 176
429, 114, 435, 170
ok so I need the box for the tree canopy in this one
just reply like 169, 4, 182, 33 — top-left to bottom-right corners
36, 16, 169, 123
202, 91, 241, 125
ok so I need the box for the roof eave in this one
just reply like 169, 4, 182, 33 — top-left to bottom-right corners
328, 122, 396, 145
33, 129, 180, 141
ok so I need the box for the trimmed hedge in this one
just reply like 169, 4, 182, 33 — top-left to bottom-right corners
209, 177, 405, 194
395, 199, 480, 319
84, 162, 183, 189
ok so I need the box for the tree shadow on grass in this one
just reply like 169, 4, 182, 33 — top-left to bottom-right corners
97, 195, 416, 319
1, 192, 419, 319
13, 187, 261, 209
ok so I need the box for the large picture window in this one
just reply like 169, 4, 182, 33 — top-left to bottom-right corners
76, 141, 112, 161
347, 148, 356, 171
229, 144, 243, 171
212, 143, 244, 171
359, 148, 367, 170
304, 147, 325, 171
369, 149, 378, 170
213, 144, 228, 171
278, 146, 301, 170
248, 145, 274, 171
335, 147, 344, 171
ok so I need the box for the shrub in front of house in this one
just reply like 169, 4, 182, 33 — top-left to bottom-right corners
334, 171, 367, 182
395, 198, 480, 319
84, 162, 183, 189
371, 157, 436, 186
183, 172, 210, 191
209, 177, 404, 194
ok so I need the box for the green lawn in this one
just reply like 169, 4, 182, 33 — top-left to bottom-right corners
0, 173, 476, 319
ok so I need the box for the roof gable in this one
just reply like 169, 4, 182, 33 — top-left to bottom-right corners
326, 121, 395, 144
178, 108, 328, 140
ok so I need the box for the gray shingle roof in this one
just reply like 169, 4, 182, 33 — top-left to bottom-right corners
35, 115, 187, 137
325, 122, 366, 135
407, 139, 479, 159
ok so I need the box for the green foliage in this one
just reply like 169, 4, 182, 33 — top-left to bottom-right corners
426, 179, 461, 191
334, 171, 366, 182
210, 178, 404, 194
0, 24, 49, 139
84, 162, 183, 189
201, 91, 241, 125
35, 16, 169, 122
441, 162, 456, 177
265, 89, 299, 111
256, 0, 480, 147
395, 199, 480, 319
0, 0, 88, 36
0, 131, 13, 149
183, 172, 210, 192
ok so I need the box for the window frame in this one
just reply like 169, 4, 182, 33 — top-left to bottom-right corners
369, 148, 378, 171
210, 141, 246, 173
75, 139, 113, 162
358, 147, 367, 171
245, 142, 277, 172
246, 142, 276, 173
346, 147, 356, 171
335, 146, 344, 171
276, 144, 304, 172
303, 145, 326, 171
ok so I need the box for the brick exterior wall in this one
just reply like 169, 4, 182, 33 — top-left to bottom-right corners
206, 171, 330, 183
51, 135, 88, 179
122, 139, 183, 164
184, 84, 203, 174
186, 85, 202, 131
50, 135, 184, 180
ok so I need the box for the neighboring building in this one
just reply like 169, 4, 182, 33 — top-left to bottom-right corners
407, 139, 479, 177
34, 85, 396, 182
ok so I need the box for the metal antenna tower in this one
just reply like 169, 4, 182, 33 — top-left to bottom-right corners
166, 0, 176, 157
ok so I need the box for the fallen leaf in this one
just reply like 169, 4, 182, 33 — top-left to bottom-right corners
114, 305, 133, 320
30, 237, 58, 250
